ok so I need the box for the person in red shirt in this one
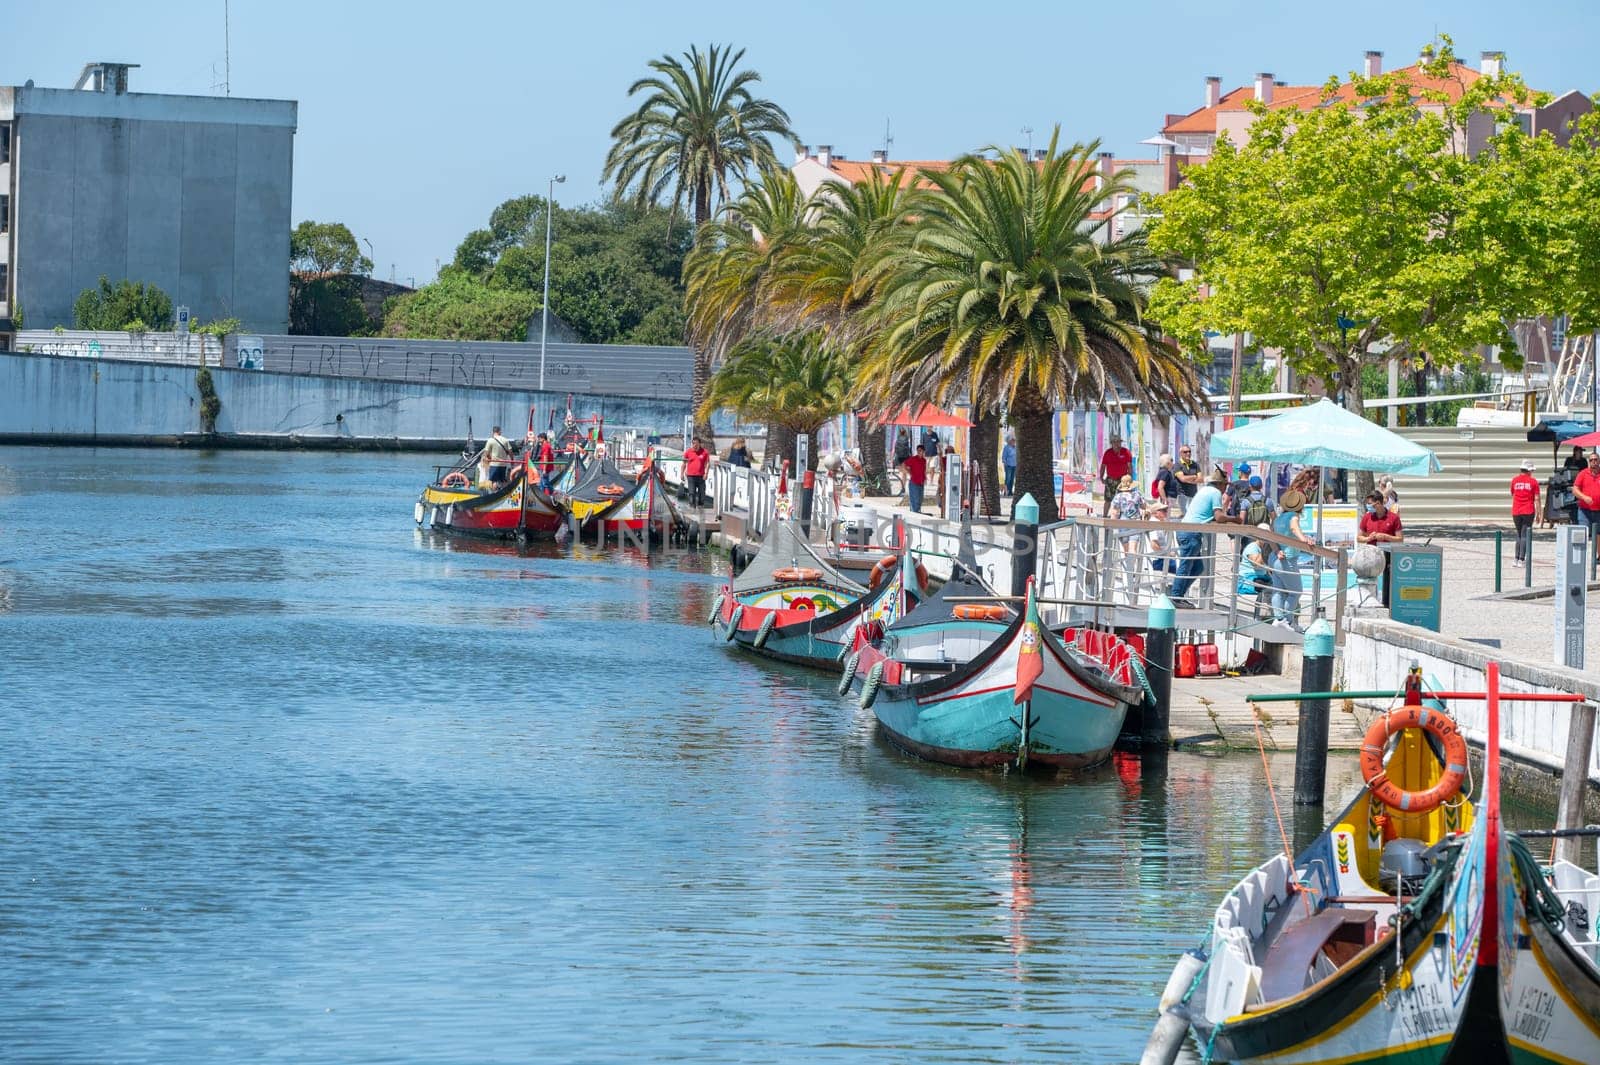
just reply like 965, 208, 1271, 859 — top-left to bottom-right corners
682, 436, 712, 508
537, 433, 557, 490
1574, 450, 1600, 537
1099, 432, 1133, 516
1510, 459, 1540, 563
1358, 491, 1404, 607
900, 445, 929, 514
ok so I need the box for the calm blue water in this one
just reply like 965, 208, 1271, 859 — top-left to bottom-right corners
0, 448, 1368, 1064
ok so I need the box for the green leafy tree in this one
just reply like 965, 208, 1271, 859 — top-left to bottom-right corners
860, 130, 1205, 522
1147, 38, 1543, 446
603, 43, 796, 438
289, 220, 375, 337
381, 270, 539, 342
698, 332, 854, 472
72, 277, 174, 331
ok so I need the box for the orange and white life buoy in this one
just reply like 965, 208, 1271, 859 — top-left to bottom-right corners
1359, 705, 1468, 813
441, 471, 470, 488
597, 484, 626, 497
772, 566, 822, 583
868, 553, 928, 592
952, 603, 1007, 622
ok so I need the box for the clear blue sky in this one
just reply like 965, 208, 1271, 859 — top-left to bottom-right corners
7, 1, 1596, 286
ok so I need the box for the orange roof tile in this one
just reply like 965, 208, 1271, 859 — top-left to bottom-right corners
827, 159, 953, 189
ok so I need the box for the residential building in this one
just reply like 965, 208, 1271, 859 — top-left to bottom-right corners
0, 62, 297, 349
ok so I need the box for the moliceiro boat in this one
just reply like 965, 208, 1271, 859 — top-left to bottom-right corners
565, 452, 680, 538
1144, 664, 1600, 1065
415, 454, 565, 538
712, 520, 925, 670
845, 562, 1142, 771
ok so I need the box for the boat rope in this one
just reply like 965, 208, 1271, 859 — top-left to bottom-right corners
1128, 652, 1156, 703
1200, 1022, 1220, 1065
1508, 832, 1568, 933
1252, 714, 1313, 917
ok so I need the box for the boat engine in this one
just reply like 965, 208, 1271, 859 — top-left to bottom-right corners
1378, 839, 1432, 895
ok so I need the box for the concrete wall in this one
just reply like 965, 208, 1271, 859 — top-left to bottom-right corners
0, 350, 689, 447
13, 87, 295, 335
1341, 616, 1600, 782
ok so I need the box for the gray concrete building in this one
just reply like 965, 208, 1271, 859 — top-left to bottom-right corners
0, 62, 296, 347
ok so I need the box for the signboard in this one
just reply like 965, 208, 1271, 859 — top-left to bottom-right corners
796, 433, 809, 476
1554, 526, 1588, 669
236, 335, 265, 370
1300, 504, 1359, 548
176, 305, 191, 334
1389, 546, 1444, 632
945, 453, 964, 519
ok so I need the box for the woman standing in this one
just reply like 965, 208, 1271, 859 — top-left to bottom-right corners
1270, 489, 1315, 630
725, 437, 752, 469
1109, 474, 1151, 601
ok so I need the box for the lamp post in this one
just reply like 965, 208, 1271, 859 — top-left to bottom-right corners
539, 174, 566, 392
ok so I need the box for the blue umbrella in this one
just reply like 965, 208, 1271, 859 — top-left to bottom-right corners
1207, 399, 1442, 476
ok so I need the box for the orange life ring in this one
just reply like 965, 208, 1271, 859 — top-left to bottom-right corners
868, 553, 929, 591
953, 603, 1007, 621
1359, 705, 1468, 813
596, 484, 626, 497
773, 566, 823, 583
441, 471, 470, 488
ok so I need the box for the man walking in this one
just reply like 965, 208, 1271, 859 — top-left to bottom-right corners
1574, 450, 1600, 535
901, 445, 929, 515
1099, 432, 1133, 517
682, 436, 712, 509
1510, 459, 1540, 563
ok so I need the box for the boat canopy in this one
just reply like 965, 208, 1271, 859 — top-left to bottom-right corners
734, 520, 866, 594
890, 542, 1013, 630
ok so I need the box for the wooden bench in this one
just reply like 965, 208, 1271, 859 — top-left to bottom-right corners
1258, 909, 1377, 1004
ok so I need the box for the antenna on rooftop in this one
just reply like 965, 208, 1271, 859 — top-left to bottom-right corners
1022, 126, 1034, 154
883, 118, 894, 155
224, 0, 231, 96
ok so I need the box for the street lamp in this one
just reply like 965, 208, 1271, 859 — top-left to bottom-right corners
539, 174, 566, 392
361, 237, 374, 276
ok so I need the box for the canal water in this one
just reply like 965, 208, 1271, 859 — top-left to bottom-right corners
1, 448, 1383, 1062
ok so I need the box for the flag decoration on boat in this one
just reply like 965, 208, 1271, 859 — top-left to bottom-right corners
1014, 577, 1042, 705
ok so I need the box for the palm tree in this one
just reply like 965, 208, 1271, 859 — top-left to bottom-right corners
697, 332, 854, 474
764, 167, 917, 493
603, 44, 797, 441
858, 129, 1207, 522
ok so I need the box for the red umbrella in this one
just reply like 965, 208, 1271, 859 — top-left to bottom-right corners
876, 403, 974, 428
1563, 429, 1600, 450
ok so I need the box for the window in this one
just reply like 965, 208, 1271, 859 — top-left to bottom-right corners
0, 263, 8, 300
0, 194, 8, 233
0, 124, 9, 164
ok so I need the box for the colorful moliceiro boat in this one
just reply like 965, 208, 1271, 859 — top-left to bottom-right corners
1144, 663, 1600, 1065
845, 567, 1142, 771
415, 455, 565, 538
564, 452, 680, 537
711, 521, 925, 670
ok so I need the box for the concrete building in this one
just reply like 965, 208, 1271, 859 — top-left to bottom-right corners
0, 61, 297, 348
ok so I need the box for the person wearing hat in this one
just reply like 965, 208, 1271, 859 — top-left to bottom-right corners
1099, 431, 1134, 516
1109, 474, 1151, 597
1170, 467, 1239, 601
1510, 459, 1541, 563
1270, 489, 1315, 628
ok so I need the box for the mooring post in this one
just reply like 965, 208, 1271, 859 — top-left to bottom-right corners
1293, 617, 1337, 806
1495, 529, 1503, 593
1525, 537, 1534, 589
1555, 700, 1598, 868
1141, 594, 1176, 748
799, 469, 815, 539
1010, 493, 1040, 599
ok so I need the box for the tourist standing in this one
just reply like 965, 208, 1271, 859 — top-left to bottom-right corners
537, 432, 556, 490
725, 437, 751, 468
1510, 459, 1540, 563
901, 445, 929, 514
1169, 469, 1233, 601
483, 426, 513, 486
1564, 447, 1588, 473
1109, 474, 1150, 599
1358, 491, 1405, 609
1098, 432, 1134, 517
1270, 490, 1315, 629
1153, 453, 1182, 515
1574, 450, 1600, 535
682, 436, 712, 508
1002, 435, 1018, 497
1174, 444, 1201, 501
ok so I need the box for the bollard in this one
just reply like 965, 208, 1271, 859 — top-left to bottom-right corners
1293, 618, 1336, 806
1011, 493, 1040, 599
1140, 595, 1177, 748
1526, 537, 1534, 589
1495, 530, 1503, 593
799, 470, 816, 538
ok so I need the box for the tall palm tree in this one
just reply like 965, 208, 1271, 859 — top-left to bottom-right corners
697, 332, 854, 474
604, 44, 796, 442
764, 167, 917, 493
859, 129, 1207, 522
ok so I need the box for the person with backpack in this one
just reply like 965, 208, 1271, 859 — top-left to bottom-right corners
1239, 475, 1275, 528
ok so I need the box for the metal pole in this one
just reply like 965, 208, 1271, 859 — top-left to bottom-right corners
1495, 529, 1503, 593
799, 470, 815, 539
1555, 701, 1597, 867
539, 174, 565, 392
1526, 535, 1534, 589
1140, 595, 1176, 748
1293, 618, 1336, 805
1011, 494, 1040, 599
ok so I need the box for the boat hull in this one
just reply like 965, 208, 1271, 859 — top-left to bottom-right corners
717, 581, 869, 669
415, 473, 565, 537
1501, 895, 1600, 1065
855, 617, 1137, 771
